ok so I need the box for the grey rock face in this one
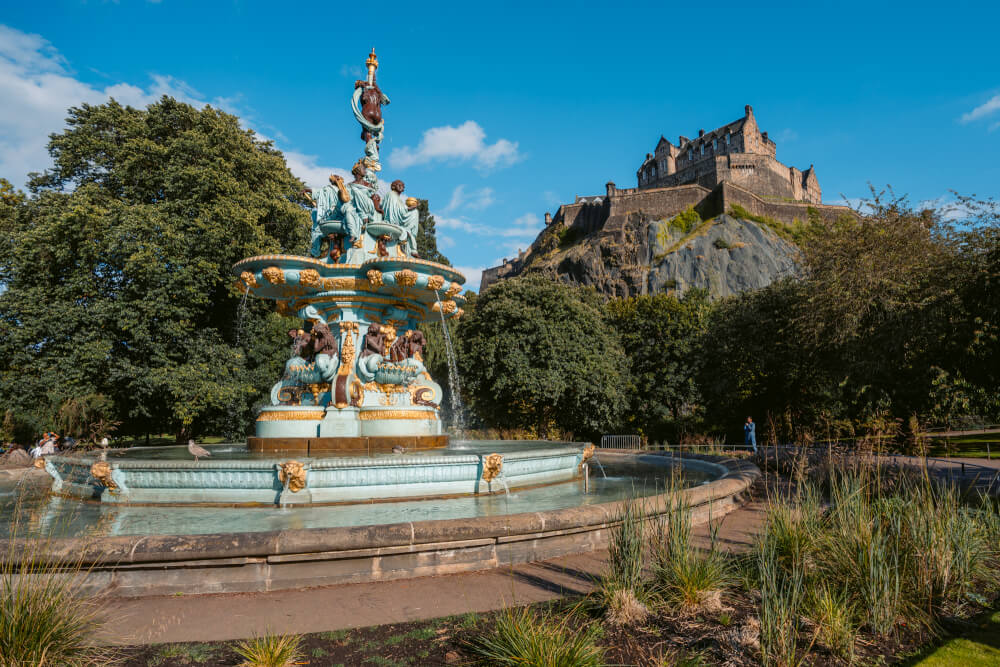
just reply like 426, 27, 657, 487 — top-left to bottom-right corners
520, 213, 799, 299
647, 214, 798, 298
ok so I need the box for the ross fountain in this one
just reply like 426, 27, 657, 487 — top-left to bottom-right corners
42, 50, 589, 506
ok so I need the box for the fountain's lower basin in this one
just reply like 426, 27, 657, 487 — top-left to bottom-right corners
44, 441, 587, 505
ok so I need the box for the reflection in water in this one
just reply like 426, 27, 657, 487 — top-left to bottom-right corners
2, 448, 713, 539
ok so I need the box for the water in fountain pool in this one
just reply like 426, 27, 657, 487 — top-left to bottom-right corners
0, 445, 713, 539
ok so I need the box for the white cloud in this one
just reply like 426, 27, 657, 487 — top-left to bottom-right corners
444, 184, 495, 212
452, 265, 485, 292
542, 190, 562, 207
960, 94, 1000, 124
389, 120, 521, 171
282, 150, 351, 191
0, 24, 225, 185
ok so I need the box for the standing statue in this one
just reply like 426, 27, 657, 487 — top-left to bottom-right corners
383, 180, 420, 257
352, 48, 390, 182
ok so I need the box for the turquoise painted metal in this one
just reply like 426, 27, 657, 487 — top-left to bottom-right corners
44, 443, 588, 505
40, 50, 591, 509
231, 48, 467, 441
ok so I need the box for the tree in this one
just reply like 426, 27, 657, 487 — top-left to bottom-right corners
606, 290, 710, 439
0, 97, 309, 443
458, 275, 627, 438
415, 199, 450, 265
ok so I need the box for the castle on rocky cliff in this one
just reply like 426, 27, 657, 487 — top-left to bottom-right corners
637, 105, 821, 203
481, 106, 852, 292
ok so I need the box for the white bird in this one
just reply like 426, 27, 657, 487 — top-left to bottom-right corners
188, 439, 211, 461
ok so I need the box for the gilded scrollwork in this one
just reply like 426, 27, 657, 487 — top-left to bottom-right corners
299, 269, 322, 288
90, 461, 117, 489
358, 410, 438, 420
366, 269, 384, 287
262, 266, 285, 284
240, 271, 259, 289
482, 453, 504, 483
426, 275, 445, 290
445, 282, 462, 298
394, 269, 417, 287
278, 460, 308, 493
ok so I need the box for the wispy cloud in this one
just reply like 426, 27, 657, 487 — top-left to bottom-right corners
389, 120, 521, 171
444, 184, 495, 213
339, 64, 363, 79
0, 24, 236, 185
452, 265, 486, 292
960, 94, 1000, 124
775, 128, 798, 143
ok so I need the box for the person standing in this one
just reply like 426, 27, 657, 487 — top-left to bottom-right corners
744, 416, 757, 453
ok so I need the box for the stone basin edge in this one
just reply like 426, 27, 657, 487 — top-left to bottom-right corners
16, 453, 759, 567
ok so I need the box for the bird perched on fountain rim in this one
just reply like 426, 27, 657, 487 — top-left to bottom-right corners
188, 439, 211, 461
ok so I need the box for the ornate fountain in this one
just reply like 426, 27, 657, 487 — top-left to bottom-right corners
234, 48, 465, 455
41, 51, 593, 506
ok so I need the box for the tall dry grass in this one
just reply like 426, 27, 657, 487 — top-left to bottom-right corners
0, 481, 113, 666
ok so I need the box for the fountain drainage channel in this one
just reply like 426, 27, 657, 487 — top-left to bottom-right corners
2, 446, 758, 598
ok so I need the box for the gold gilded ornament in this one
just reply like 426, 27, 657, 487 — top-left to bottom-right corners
278, 460, 307, 493
395, 269, 417, 287
426, 275, 445, 290
366, 270, 384, 287
256, 410, 323, 421
262, 266, 285, 284
240, 271, 259, 289
299, 269, 322, 288
445, 282, 462, 298
358, 410, 439, 420
482, 453, 504, 483
90, 461, 117, 489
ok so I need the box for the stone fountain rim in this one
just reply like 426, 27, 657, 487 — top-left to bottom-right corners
17, 452, 758, 567
232, 254, 466, 284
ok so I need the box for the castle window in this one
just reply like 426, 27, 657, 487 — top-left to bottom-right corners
726, 132, 731, 145
688, 149, 693, 161
700, 144, 704, 156
713, 138, 718, 152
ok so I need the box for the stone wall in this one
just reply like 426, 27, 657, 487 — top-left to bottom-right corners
716, 182, 852, 225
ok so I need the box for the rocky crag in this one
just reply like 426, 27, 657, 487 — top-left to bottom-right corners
500, 210, 800, 299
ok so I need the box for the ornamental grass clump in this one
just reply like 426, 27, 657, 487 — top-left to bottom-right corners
0, 492, 114, 666
651, 489, 732, 612
595, 496, 650, 625
746, 464, 1000, 664
467, 605, 605, 667
233, 631, 304, 667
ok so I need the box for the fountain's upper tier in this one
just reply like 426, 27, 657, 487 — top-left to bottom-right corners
233, 254, 466, 326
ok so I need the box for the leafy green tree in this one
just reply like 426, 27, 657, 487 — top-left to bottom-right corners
415, 199, 450, 265
606, 290, 710, 439
0, 97, 309, 443
458, 275, 627, 438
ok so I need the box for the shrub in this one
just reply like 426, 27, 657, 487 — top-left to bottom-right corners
669, 206, 702, 236
466, 605, 605, 666
713, 236, 732, 249
233, 631, 304, 667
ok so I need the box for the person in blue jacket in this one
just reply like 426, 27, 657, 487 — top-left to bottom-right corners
744, 416, 757, 453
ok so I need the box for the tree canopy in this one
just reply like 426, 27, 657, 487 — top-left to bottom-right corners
458, 275, 628, 438
0, 97, 310, 442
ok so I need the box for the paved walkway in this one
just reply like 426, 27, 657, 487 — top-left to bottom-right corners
97, 500, 767, 646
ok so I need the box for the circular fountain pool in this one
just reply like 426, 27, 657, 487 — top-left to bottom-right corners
3, 444, 718, 538
3, 449, 758, 597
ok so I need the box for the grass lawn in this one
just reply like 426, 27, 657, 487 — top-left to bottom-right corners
926, 433, 998, 459
908, 609, 1000, 666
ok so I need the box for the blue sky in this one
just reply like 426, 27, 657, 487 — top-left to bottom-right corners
1, 0, 998, 289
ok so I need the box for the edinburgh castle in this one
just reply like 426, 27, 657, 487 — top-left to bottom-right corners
481, 106, 854, 294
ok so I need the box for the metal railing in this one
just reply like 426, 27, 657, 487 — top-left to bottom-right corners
599, 434, 645, 450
